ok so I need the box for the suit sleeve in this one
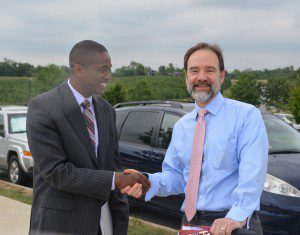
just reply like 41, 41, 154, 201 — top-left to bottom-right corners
108, 109, 129, 235
26, 97, 114, 201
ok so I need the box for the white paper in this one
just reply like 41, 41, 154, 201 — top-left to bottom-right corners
181, 225, 205, 231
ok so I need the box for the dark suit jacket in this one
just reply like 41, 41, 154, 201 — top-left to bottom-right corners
26, 81, 129, 235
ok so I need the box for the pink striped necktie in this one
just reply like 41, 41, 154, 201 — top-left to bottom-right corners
184, 109, 208, 222
81, 99, 96, 146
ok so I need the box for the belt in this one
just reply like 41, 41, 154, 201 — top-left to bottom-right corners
195, 210, 228, 222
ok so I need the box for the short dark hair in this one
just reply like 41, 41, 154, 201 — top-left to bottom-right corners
69, 40, 107, 68
184, 42, 224, 71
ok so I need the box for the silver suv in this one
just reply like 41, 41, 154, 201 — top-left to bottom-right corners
0, 106, 33, 185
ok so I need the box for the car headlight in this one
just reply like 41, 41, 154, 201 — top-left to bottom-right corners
264, 174, 300, 197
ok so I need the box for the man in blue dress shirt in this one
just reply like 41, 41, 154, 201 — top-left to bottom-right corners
122, 43, 268, 235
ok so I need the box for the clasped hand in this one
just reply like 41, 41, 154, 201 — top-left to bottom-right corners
115, 169, 150, 198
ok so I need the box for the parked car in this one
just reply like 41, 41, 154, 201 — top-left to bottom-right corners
115, 100, 300, 235
0, 106, 32, 185
274, 113, 300, 131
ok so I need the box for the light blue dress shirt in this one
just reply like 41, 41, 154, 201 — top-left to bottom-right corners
145, 92, 269, 223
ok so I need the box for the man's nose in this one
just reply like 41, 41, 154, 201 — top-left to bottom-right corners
196, 71, 207, 82
104, 72, 111, 81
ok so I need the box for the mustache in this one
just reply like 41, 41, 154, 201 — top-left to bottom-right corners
192, 82, 211, 87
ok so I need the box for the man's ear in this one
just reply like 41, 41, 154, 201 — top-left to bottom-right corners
72, 63, 84, 76
220, 70, 226, 83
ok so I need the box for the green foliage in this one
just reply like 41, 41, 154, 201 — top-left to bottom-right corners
102, 82, 126, 105
128, 80, 153, 101
221, 77, 232, 92
114, 61, 145, 77
109, 75, 189, 102
289, 85, 300, 123
0, 59, 35, 77
34, 64, 68, 94
158, 65, 168, 76
0, 188, 32, 205
227, 66, 295, 81
264, 77, 290, 111
231, 75, 261, 106
128, 217, 176, 235
0, 78, 32, 104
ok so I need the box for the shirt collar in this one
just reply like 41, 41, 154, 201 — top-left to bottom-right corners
67, 79, 93, 107
192, 92, 225, 119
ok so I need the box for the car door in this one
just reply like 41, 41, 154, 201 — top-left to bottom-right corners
118, 110, 161, 173
150, 111, 184, 215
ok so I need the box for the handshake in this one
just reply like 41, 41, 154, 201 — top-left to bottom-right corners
115, 169, 150, 198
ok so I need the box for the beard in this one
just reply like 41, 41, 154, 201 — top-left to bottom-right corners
186, 77, 222, 103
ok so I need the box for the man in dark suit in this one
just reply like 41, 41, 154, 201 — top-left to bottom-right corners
26, 40, 149, 235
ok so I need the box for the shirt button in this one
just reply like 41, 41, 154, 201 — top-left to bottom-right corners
199, 195, 203, 199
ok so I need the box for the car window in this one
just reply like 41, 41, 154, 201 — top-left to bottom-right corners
157, 113, 180, 149
116, 110, 127, 128
0, 114, 4, 137
120, 111, 159, 146
8, 114, 27, 134
263, 114, 300, 153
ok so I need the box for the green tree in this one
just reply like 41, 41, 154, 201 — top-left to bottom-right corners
231, 75, 261, 106
128, 80, 153, 101
102, 82, 126, 106
221, 77, 232, 92
264, 77, 290, 111
34, 64, 68, 94
158, 65, 167, 76
289, 85, 300, 123
135, 64, 145, 76
166, 63, 175, 76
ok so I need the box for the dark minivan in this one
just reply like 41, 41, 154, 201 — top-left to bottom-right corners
115, 101, 300, 235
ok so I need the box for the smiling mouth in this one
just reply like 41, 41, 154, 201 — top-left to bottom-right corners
193, 84, 210, 89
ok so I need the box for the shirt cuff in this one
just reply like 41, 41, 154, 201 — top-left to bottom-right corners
111, 172, 115, 190
225, 206, 252, 222
145, 173, 159, 202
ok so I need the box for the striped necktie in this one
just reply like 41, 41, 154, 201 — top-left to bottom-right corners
81, 99, 96, 146
184, 109, 208, 222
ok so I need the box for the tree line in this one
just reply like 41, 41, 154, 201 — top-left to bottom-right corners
0, 58, 299, 122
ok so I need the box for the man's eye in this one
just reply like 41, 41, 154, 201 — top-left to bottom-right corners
99, 68, 108, 72
207, 68, 216, 72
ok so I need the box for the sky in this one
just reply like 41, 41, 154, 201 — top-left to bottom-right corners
0, 0, 299, 72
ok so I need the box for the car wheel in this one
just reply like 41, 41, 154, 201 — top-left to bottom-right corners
8, 155, 28, 185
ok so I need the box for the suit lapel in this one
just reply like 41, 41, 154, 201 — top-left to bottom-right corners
93, 95, 109, 168
58, 81, 100, 169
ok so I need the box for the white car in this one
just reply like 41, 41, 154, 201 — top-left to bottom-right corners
275, 113, 300, 131
0, 106, 33, 185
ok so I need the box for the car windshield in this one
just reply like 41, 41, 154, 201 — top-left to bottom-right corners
263, 113, 300, 153
8, 114, 27, 134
